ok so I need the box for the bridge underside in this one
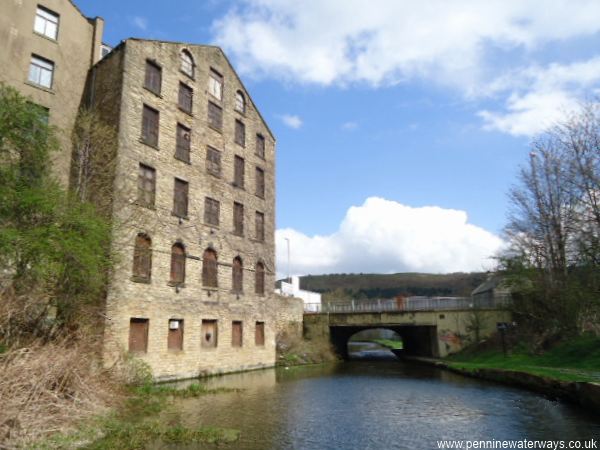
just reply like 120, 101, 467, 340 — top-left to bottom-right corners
331, 325, 439, 359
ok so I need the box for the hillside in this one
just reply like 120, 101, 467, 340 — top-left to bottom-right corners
298, 272, 487, 301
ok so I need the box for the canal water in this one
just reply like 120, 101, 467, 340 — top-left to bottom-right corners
160, 342, 600, 449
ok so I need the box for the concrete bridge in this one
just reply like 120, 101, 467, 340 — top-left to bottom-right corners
303, 296, 511, 358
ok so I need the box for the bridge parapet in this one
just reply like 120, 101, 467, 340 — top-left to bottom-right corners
304, 295, 510, 314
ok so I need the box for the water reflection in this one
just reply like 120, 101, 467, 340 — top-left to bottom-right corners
159, 359, 600, 450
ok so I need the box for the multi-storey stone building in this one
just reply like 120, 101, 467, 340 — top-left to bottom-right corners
0, 0, 285, 380
0, 0, 105, 186
92, 39, 277, 380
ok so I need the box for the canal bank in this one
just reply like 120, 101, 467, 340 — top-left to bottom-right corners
401, 355, 600, 416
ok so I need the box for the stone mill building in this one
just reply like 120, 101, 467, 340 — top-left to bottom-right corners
0, 0, 293, 381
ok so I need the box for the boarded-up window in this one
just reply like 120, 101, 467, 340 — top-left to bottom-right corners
207, 101, 222, 131
178, 82, 193, 113
167, 319, 184, 351
204, 197, 220, 226
235, 120, 245, 147
208, 68, 223, 100
256, 134, 265, 159
141, 104, 159, 147
170, 243, 185, 284
232, 321, 243, 347
255, 262, 265, 295
255, 322, 265, 346
255, 211, 265, 242
144, 60, 161, 95
235, 91, 245, 113
255, 167, 265, 198
232, 257, 243, 293
173, 178, 188, 217
233, 202, 244, 236
234, 156, 244, 188
128, 318, 149, 353
206, 146, 221, 177
201, 320, 218, 348
202, 248, 218, 287
175, 124, 191, 163
132, 233, 152, 281
137, 164, 156, 207
180, 50, 194, 77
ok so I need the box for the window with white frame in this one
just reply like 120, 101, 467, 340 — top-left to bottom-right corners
208, 69, 223, 100
34, 6, 59, 40
180, 50, 194, 77
28, 55, 54, 88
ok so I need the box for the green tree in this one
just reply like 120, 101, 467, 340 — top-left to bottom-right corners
0, 84, 112, 340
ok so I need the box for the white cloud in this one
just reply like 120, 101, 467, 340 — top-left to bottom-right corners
280, 114, 303, 129
132, 16, 148, 31
276, 197, 504, 276
478, 58, 600, 136
341, 121, 358, 131
212, 1, 600, 136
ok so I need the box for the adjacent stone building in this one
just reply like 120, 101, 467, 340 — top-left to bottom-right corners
0, 0, 105, 186
0, 1, 284, 380
91, 39, 277, 380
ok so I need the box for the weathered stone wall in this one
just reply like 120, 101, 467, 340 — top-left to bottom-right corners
100, 39, 278, 380
272, 294, 304, 340
0, 0, 103, 186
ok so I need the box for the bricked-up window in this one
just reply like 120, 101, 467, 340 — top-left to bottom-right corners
201, 320, 218, 348
232, 321, 243, 347
233, 202, 244, 236
28, 55, 54, 89
144, 60, 161, 95
168, 319, 184, 351
206, 146, 221, 177
207, 101, 222, 131
173, 178, 188, 217
180, 49, 194, 78
137, 163, 156, 207
235, 90, 245, 113
255, 167, 265, 198
233, 156, 244, 188
255, 262, 265, 295
204, 197, 220, 226
202, 248, 218, 287
256, 134, 265, 159
175, 124, 191, 163
141, 104, 159, 147
255, 322, 265, 346
132, 233, 152, 281
208, 68, 223, 100
178, 82, 193, 113
235, 120, 245, 147
170, 243, 186, 284
232, 257, 243, 293
34, 6, 59, 40
128, 318, 149, 353
255, 211, 265, 242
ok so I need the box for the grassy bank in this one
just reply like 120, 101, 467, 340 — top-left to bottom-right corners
276, 332, 338, 367
369, 339, 404, 350
446, 334, 600, 382
33, 382, 242, 449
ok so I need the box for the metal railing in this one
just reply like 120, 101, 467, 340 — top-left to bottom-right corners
303, 295, 510, 314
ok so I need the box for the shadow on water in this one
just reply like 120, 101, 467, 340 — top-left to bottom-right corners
155, 347, 600, 450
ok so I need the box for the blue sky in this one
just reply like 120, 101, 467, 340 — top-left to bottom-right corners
78, 0, 600, 275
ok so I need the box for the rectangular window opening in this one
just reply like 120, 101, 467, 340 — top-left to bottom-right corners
233, 202, 244, 236
201, 319, 218, 348
144, 60, 162, 95
173, 178, 189, 218
232, 321, 243, 347
128, 318, 149, 353
141, 104, 159, 147
178, 82, 193, 113
34, 6, 59, 40
168, 319, 184, 351
255, 321, 265, 346
204, 197, 220, 226
137, 163, 156, 208
28, 54, 54, 89
175, 123, 191, 163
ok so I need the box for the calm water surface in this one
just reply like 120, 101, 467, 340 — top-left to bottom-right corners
159, 342, 600, 449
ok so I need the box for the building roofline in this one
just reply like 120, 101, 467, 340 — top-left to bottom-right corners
125, 38, 275, 141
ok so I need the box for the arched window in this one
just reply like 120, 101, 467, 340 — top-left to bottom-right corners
132, 233, 152, 281
232, 256, 243, 293
202, 248, 218, 287
180, 49, 194, 77
235, 90, 245, 113
255, 261, 265, 295
170, 243, 186, 284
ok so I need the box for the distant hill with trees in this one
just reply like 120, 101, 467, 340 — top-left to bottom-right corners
296, 272, 488, 301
